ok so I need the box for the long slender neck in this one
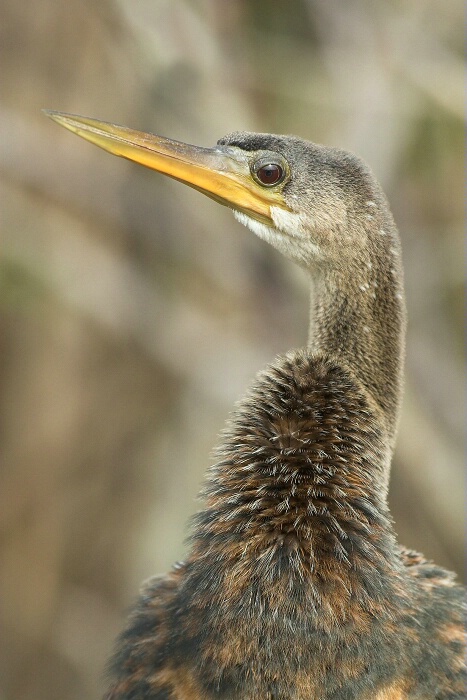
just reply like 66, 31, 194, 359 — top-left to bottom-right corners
307, 233, 406, 450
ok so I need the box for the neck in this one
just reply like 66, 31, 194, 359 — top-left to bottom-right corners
308, 238, 406, 449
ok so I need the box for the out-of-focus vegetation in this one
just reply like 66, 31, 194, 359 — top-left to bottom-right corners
0, 1, 463, 698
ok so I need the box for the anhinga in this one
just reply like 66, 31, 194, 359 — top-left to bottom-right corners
46, 111, 466, 700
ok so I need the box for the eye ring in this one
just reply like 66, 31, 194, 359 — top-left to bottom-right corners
252, 158, 287, 187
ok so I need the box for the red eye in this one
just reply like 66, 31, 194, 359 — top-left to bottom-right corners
255, 163, 284, 186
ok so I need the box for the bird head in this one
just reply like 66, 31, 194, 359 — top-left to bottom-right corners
44, 113, 384, 272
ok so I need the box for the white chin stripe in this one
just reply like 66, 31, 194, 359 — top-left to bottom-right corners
233, 209, 320, 266
232, 211, 293, 254
233, 211, 274, 243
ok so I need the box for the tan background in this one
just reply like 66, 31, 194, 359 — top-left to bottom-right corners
0, 2, 464, 699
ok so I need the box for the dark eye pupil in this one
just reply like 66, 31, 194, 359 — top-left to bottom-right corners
256, 163, 283, 186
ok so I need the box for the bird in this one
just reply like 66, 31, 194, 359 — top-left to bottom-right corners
45, 110, 466, 700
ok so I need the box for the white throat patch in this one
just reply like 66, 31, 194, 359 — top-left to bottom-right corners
233, 209, 321, 266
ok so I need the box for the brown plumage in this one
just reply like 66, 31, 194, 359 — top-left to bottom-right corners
45, 113, 466, 699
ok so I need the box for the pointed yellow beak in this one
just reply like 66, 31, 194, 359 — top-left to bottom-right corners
44, 111, 288, 225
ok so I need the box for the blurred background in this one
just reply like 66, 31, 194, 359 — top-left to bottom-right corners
0, 1, 464, 698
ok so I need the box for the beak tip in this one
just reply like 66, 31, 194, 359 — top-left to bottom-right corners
43, 109, 59, 119
43, 109, 66, 127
